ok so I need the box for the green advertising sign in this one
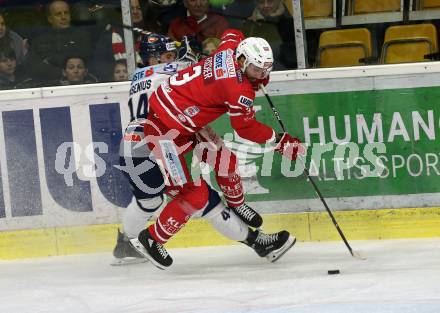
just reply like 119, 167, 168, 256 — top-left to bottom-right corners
207, 86, 440, 203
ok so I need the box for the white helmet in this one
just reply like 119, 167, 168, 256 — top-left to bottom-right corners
236, 37, 274, 76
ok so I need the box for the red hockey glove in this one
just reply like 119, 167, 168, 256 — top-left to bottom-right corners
274, 133, 305, 161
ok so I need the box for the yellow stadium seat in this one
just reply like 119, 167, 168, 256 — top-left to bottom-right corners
284, 0, 333, 18
304, 0, 333, 18
420, 0, 440, 9
353, 0, 401, 14
317, 28, 372, 67
381, 24, 438, 64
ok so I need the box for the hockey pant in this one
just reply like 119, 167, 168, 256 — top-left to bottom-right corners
137, 115, 246, 243
119, 155, 248, 242
195, 126, 245, 208
120, 119, 245, 217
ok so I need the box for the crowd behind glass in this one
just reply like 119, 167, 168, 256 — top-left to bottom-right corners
0, 0, 439, 90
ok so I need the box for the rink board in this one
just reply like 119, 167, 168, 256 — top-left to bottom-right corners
2, 63, 440, 259
1, 207, 440, 259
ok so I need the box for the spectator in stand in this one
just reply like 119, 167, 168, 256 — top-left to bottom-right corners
0, 11, 28, 66
113, 59, 128, 81
131, 0, 145, 27
0, 45, 34, 90
57, 55, 98, 86
202, 37, 220, 56
141, 0, 185, 34
209, 0, 255, 29
241, 0, 297, 70
167, 0, 229, 43
93, 0, 148, 82
29, 0, 93, 85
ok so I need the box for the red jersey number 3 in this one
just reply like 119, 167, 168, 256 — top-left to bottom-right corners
170, 65, 202, 86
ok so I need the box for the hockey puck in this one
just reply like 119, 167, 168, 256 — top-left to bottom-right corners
327, 270, 340, 275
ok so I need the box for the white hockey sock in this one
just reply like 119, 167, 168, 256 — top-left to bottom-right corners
122, 200, 156, 239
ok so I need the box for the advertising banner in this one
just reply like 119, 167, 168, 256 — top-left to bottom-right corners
209, 86, 440, 207
1, 67, 440, 232
0, 85, 132, 230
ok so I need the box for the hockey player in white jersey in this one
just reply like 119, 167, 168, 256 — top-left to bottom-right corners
113, 33, 295, 266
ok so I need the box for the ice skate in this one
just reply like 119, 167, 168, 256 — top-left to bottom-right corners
111, 229, 148, 266
129, 229, 173, 270
230, 203, 263, 228
244, 229, 296, 263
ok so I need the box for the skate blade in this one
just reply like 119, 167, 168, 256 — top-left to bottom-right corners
266, 236, 296, 263
110, 257, 149, 266
129, 238, 167, 270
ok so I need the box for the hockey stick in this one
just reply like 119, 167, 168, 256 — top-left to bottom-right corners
260, 84, 366, 260
102, 22, 152, 35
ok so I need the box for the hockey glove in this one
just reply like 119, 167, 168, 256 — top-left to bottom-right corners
274, 133, 305, 161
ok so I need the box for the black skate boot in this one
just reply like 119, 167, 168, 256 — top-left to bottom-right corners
129, 229, 173, 270
111, 229, 148, 266
243, 229, 296, 262
230, 203, 263, 228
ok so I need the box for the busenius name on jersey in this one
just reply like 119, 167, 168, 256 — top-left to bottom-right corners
128, 62, 191, 121
130, 79, 152, 95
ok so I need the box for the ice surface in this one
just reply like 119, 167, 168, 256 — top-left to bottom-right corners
1, 238, 439, 313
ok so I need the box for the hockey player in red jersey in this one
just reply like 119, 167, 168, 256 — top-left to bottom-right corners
115, 33, 296, 266
139, 33, 264, 229
130, 29, 304, 269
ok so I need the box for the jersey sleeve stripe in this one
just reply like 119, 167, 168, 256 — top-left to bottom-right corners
225, 102, 249, 111
228, 104, 243, 110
